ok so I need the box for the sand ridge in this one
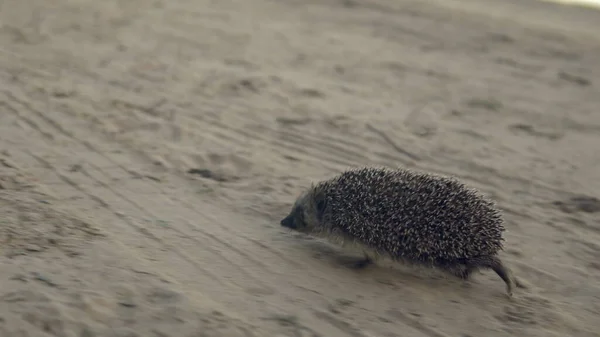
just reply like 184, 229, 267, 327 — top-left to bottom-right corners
1, 0, 599, 336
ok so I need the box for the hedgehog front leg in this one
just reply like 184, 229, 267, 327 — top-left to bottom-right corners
352, 256, 373, 269
352, 251, 375, 269
337, 255, 373, 269
465, 256, 516, 297
340, 251, 376, 269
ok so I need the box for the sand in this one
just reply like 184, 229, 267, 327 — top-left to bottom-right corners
0, 0, 599, 336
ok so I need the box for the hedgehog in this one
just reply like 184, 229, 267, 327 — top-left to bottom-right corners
280, 166, 518, 297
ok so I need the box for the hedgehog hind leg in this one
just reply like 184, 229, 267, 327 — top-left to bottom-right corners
466, 255, 516, 297
447, 263, 473, 280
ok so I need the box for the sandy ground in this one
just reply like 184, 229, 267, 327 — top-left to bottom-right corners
1, 0, 600, 336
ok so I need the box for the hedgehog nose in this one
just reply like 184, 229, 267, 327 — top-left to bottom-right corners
280, 215, 295, 229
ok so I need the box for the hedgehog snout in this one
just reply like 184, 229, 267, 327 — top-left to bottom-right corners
280, 214, 296, 229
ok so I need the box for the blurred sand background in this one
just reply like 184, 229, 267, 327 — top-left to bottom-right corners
1, 0, 599, 336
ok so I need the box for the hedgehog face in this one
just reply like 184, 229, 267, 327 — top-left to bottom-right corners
280, 188, 327, 234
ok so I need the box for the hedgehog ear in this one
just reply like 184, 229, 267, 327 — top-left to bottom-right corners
314, 191, 327, 220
